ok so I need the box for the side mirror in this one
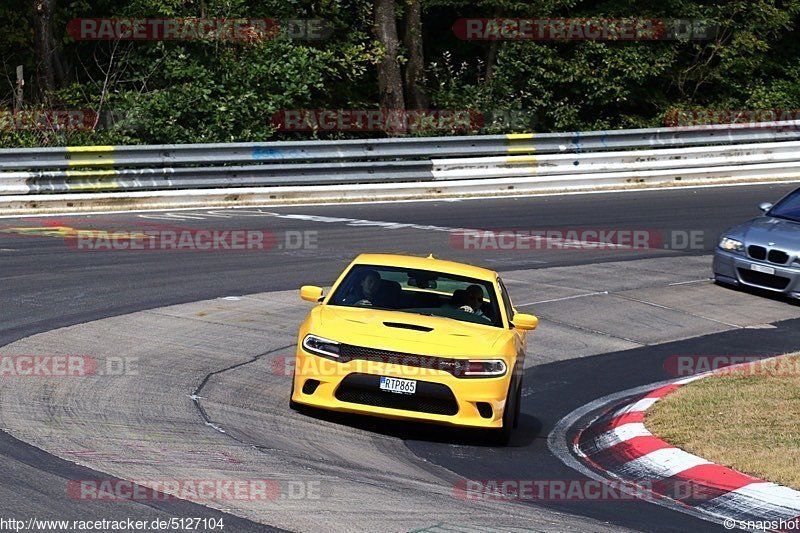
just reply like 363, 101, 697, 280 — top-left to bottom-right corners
759, 202, 773, 213
300, 285, 324, 303
511, 313, 538, 331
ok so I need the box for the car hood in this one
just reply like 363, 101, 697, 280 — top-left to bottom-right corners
309, 305, 508, 356
726, 216, 800, 252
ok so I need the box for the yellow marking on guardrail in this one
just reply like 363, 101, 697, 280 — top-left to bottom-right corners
66, 145, 115, 167
64, 168, 120, 190
505, 156, 538, 165
67, 159, 116, 167
65, 169, 117, 178
66, 145, 114, 152
68, 180, 120, 191
506, 133, 536, 153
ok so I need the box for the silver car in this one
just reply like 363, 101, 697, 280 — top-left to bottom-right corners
713, 186, 800, 299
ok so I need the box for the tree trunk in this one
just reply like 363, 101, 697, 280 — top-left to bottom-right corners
373, 0, 406, 132
34, 0, 67, 97
485, 41, 498, 84
403, 0, 428, 109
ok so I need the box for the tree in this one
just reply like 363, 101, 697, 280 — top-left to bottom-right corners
403, 0, 428, 108
373, 0, 406, 113
33, 0, 68, 96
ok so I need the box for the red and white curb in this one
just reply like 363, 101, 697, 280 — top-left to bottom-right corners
549, 368, 800, 530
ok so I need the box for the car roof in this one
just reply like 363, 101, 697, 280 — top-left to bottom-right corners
350, 253, 498, 281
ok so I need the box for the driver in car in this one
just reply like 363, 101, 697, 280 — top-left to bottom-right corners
348, 270, 381, 306
459, 284, 491, 322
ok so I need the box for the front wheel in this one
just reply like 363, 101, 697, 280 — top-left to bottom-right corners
289, 377, 301, 411
486, 375, 520, 446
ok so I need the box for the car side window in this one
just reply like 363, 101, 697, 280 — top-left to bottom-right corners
498, 278, 515, 327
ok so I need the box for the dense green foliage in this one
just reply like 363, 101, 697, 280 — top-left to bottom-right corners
1, 0, 799, 146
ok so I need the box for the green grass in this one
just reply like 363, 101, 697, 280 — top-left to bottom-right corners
646, 353, 800, 489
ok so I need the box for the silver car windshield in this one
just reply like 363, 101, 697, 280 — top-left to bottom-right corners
769, 188, 800, 223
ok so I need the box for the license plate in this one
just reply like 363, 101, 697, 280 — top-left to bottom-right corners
379, 376, 417, 395
751, 264, 775, 275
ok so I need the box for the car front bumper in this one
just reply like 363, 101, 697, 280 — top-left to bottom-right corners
290, 348, 514, 429
713, 248, 800, 297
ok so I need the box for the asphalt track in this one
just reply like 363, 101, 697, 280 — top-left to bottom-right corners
1, 182, 799, 532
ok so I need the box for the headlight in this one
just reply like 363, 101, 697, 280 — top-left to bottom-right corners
718, 236, 744, 253
464, 359, 507, 377
302, 334, 341, 360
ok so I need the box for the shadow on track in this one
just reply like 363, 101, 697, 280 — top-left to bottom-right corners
288, 402, 543, 448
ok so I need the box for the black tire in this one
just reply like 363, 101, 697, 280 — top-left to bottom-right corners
512, 375, 523, 429
289, 377, 301, 411
486, 376, 519, 446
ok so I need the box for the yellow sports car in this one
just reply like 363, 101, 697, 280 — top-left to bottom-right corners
290, 253, 538, 444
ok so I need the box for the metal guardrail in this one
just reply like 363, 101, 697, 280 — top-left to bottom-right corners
1, 120, 800, 195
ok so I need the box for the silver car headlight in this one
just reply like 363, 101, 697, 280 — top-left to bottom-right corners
718, 236, 744, 253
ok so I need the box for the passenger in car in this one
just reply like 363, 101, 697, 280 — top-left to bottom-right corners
448, 289, 467, 308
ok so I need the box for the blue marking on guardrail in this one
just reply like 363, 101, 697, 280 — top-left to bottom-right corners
253, 148, 304, 160
572, 131, 583, 153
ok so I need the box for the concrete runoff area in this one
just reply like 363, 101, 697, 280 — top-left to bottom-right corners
1, 255, 799, 531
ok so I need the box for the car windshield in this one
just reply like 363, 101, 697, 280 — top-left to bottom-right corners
328, 264, 503, 328
768, 188, 800, 222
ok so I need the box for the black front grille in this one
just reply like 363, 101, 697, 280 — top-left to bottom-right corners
748, 245, 767, 260
738, 268, 791, 290
334, 373, 459, 415
747, 244, 791, 265
339, 344, 468, 376
768, 249, 790, 264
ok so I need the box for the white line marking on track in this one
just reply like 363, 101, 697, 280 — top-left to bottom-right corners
482, 258, 549, 265
614, 293, 743, 329
517, 291, 609, 307
668, 278, 712, 286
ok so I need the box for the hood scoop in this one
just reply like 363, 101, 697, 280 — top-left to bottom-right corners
382, 322, 433, 332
